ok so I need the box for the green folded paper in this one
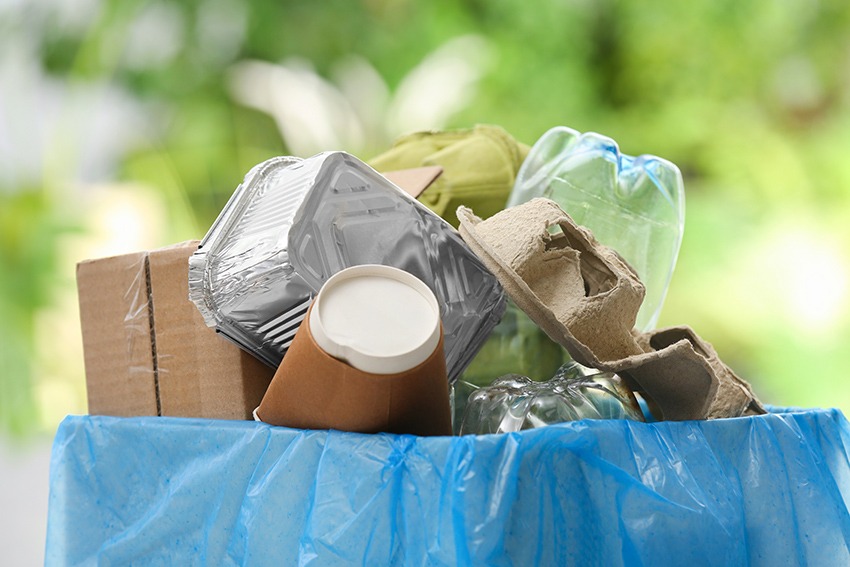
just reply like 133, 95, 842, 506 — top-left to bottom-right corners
370, 124, 530, 227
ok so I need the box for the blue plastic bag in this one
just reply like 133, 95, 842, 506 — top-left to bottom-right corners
46, 409, 850, 566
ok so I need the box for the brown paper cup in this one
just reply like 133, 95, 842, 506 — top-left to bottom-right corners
256, 265, 452, 436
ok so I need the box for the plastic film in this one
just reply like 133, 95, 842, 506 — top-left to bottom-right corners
47, 408, 850, 566
121, 253, 160, 414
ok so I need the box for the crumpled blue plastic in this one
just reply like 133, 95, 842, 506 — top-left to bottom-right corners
46, 408, 850, 566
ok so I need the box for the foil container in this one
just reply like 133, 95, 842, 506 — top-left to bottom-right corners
189, 151, 506, 382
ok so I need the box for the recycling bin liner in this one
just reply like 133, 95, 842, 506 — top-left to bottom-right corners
45, 408, 850, 566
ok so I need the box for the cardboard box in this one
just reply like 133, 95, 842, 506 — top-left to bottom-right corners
77, 240, 275, 420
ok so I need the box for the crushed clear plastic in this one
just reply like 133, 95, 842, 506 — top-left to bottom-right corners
458, 360, 644, 435
189, 151, 506, 382
508, 126, 685, 331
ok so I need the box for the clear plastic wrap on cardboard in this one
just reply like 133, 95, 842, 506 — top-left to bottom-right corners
77, 241, 274, 420
189, 151, 506, 381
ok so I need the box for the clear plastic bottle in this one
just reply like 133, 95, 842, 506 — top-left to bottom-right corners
507, 126, 685, 331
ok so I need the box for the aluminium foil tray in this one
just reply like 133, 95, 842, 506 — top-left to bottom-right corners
189, 152, 506, 382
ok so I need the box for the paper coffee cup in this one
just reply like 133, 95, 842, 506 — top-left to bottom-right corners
256, 265, 452, 436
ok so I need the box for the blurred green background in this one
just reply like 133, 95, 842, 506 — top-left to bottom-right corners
3, 0, 850, 438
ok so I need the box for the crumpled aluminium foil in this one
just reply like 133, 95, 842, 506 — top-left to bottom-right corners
189, 151, 506, 382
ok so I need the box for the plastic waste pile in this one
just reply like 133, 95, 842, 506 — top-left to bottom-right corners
459, 361, 644, 435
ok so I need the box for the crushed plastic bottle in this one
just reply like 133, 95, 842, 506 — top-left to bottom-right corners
507, 126, 685, 331
449, 379, 479, 435
458, 360, 644, 435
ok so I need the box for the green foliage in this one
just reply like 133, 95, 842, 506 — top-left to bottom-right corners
0, 191, 78, 436
4, 0, 850, 435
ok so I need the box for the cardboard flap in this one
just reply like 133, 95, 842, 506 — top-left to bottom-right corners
77, 251, 159, 416
383, 166, 444, 199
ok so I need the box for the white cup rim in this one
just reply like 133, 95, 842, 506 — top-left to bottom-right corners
308, 265, 441, 375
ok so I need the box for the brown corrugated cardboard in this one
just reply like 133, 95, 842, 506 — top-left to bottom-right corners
383, 165, 443, 199
256, 304, 453, 436
77, 240, 275, 420
77, 251, 159, 417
